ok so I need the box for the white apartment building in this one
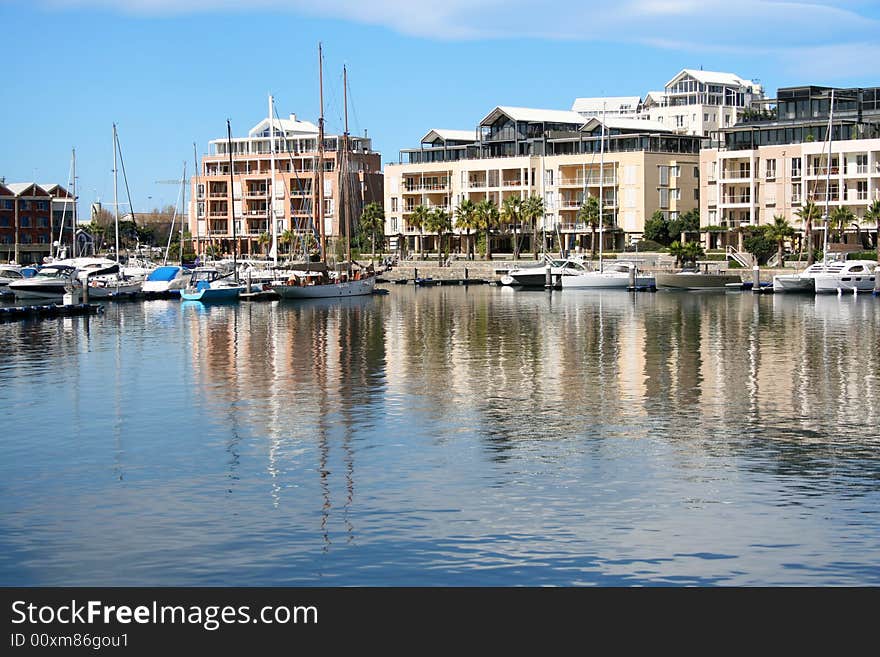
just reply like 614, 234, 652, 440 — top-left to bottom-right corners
384, 107, 701, 255
700, 85, 880, 251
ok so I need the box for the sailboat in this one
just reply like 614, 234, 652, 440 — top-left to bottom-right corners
773, 90, 840, 293
181, 120, 246, 302
562, 109, 654, 289
273, 47, 375, 299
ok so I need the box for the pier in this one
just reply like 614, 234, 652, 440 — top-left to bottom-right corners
0, 303, 103, 322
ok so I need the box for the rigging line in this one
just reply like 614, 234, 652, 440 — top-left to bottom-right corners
55, 152, 75, 257
115, 127, 138, 228
344, 70, 363, 140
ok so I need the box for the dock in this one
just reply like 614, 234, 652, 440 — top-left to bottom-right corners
0, 303, 104, 322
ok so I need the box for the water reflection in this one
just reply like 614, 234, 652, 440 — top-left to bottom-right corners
0, 287, 879, 585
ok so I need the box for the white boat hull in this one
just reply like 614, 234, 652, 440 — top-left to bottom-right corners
772, 275, 815, 293
561, 273, 655, 289
86, 280, 143, 298
814, 273, 877, 293
8, 281, 71, 300
655, 272, 742, 290
274, 276, 375, 298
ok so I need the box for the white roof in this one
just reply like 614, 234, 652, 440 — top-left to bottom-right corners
666, 69, 754, 90
5, 182, 50, 196
643, 91, 667, 106
480, 106, 585, 126
248, 114, 319, 137
421, 129, 477, 143
571, 96, 642, 114
582, 117, 672, 133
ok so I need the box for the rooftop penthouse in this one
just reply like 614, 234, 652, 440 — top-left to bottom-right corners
400, 106, 703, 165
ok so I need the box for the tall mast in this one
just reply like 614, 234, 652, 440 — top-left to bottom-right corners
598, 103, 605, 272
269, 94, 278, 267
317, 42, 326, 262
71, 148, 77, 257
113, 123, 120, 262
180, 161, 187, 267
193, 142, 200, 261
822, 89, 834, 259
227, 119, 238, 281
343, 63, 351, 274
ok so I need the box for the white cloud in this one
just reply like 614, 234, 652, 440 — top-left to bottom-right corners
37, 0, 880, 51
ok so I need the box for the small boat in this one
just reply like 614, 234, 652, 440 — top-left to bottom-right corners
0, 265, 24, 296
8, 264, 80, 300
180, 268, 245, 302
85, 274, 143, 299
561, 261, 655, 289
655, 269, 742, 290
273, 269, 375, 298
505, 257, 589, 287
813, 259, 877, 293
142, 265, 191, 294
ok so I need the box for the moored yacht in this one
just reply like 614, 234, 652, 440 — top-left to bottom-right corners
8, 264, 80, 300
813, 260, 877, 293
142, 265, 191, 294
502, 257, 589, 287
655, 268, 742, 290
561, 261, 655, 289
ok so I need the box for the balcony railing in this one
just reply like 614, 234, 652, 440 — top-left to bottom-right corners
721, 169, 752, 180
722, 195, 752, 204
557, 176, 617, 187
208, 191, 227, 198
807, 166, 840, 176
468, 180, 486, 188
208, 211, 228, 218
402, 182, 449, 192
792, 169, 802, 178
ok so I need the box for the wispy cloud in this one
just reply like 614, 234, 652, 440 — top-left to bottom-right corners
37, 1, 880, 54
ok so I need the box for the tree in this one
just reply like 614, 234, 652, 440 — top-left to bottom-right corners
644, 210, 671, 246
682, 240, 704, 266
360, 202, 385, 263
795, 200, 821, 265
865, 200, 880, 264
279, 229, 294, 258
668, 240, 686, 267
742, 226, 775, 265
426, 208, 452, 261
521, 194, 545, 259
475, 199, 499, 260
257, 232, 271, 256
455, 199, 478, 260
577, 195, 600, 258
829, 206, 855, 243
410, 205, 430, 258
765, 215, 795, 266
668, 208, 700, 242
501, 196, 523, 260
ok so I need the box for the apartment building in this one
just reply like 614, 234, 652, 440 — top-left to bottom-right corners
384, 106, 701, 255
0, 181, 71, 263
190, 112, 382, 258
700, 85, 880, 249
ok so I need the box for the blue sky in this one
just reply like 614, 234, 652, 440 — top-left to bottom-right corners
1, 0, 879, 214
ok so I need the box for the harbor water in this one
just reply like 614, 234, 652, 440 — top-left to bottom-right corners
1, 286, 879, 585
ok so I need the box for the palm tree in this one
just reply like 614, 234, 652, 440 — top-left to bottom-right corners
865, 199, 880, 265
795, 200, 822, 265
257, 232, 271, 256
455, 199, 478, 260
360, 201, 385, 264
279, 229, 294, 258
521, 194, 544, 259
410, 205, 430, 259
829, 205, 855, 244
577, 195, 600, 259
426, 208, 452, 262
475, 199, 499, 260
668, 240, 687, 268
765, 215, 796, 267
501, 196, 523, 260
682, 241, 704, 266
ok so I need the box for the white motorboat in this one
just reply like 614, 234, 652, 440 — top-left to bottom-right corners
0, 265, 24, 295
85, 274, 143, 298
813, 259, 877, 293
8, 264, 80, 300
504, 257, 589, 287
561, 261, 655, 289
772, 260, 838, 293
142, 265, 191, 294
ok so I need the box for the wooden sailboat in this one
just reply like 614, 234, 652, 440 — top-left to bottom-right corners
273, 45, 375, 299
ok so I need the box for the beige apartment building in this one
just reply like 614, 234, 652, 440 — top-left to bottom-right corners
190, 112, 382, 258
700, 85, 880, 250
384, 108, 701, 255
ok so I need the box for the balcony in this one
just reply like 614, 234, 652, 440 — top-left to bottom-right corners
557, 175, 617, 187
468, 180, 486, 189
721, 194, 752, 205
501, 179, 523, 188
720, 169, 752, 181
208, 211, 228, 218
208, 191, 227, 198
245, 188, 268, 198
806, 166, 840, 177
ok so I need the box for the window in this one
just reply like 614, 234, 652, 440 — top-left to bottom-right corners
669, 211, 679, 221
765, 159, 776, 180
38, 234, 49, 244
391, 197, 398, 212
857, 180, 868, 200
3, 200, 12, 210
792, 183, 802, 203
658, 166, 669, 186
197, 202, 205, 217
791, 157, 801, 177
0, 217, 8, 227
704, 113, 710, 122
390, 218, 398, 232
36, 201, 48, 211
659, 188, 669, 209
38, 217, 49, 228
544, 169, 553, 186
670, 166, 680, 178
671, 188, 681, 201
20, 217, 30, 228
694, 166, 700, 178
197, 184, 205, 198
694, 189, 700, 200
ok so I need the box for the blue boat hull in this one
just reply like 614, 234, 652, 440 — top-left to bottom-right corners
180, 287, 241, 302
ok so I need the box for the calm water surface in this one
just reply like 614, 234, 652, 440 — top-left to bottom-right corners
1, 286, 879, 585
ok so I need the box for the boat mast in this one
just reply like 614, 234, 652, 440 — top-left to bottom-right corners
599, 103, 605, 272
113, 123, 120, 262
269, 94, 278, 268
317, 43, 326, 263
193, 142, 200, 262
71, 148, 77, 257
227, 119, 238, 281
822, 89, 835, 260
343, 63, 351, 275
180, 161, 187, 267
